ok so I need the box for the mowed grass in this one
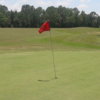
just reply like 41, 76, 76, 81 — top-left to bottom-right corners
0, 51, 100, 100
0, 28, 100, 100
0, 27, 100, 53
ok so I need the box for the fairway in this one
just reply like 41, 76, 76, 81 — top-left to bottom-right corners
0, 28, 100, 100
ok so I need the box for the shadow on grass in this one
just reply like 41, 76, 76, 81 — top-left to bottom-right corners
38, 77, 58, 82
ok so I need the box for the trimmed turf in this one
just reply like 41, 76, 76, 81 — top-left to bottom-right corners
0, 28, 100, 100
0, 51, 100, 100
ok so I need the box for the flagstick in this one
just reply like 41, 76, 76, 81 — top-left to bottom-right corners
49, 30, 57, 79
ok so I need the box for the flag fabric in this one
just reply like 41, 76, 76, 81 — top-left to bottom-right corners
38, 21, 50, 34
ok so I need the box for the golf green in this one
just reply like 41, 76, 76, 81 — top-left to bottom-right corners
0, 51, 100, 100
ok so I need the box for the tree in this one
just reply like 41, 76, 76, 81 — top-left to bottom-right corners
97, 16, 100, 27
0, 13, 10, 27
89, 12, 98, 27
46, 6, 61, 27
0, 5, 8, 13
21, 4, 35, 27
72, 8, 80, 27
57, 6, 71, 27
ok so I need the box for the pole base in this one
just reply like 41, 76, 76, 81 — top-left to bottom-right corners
55, 77, 58, 79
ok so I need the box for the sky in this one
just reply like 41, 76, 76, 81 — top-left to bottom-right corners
0, 0, 100, 15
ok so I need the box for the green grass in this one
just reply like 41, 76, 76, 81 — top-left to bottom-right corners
0, 51, 100, 100
0, 27, 100, 53
0, 28, 100, 100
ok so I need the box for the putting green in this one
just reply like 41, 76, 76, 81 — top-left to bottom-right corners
0, 51, 100, 100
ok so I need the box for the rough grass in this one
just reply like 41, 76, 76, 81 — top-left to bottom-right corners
0, 28, 100, 100
0, 27, 100, 54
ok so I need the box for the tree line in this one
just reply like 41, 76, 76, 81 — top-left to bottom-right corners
0, 4, 100, 28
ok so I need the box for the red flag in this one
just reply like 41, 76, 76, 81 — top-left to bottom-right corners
38, 21, 50, 34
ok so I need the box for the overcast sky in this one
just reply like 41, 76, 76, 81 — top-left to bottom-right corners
0, 0, 100, 15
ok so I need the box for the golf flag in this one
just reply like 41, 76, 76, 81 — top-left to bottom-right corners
38, 21, 57, 79
38, 21, 50, 34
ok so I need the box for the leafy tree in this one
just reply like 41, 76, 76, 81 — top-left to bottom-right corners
0, 5, 8, 13
89, 12, 98, 27
0, 13, 10, 27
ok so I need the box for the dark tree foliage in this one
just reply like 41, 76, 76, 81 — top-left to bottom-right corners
0, 4, 100, 28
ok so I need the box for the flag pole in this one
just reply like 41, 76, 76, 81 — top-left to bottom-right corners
49, 30, 57, 79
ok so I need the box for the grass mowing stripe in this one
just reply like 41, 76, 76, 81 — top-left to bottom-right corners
0, 28, 100, 52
